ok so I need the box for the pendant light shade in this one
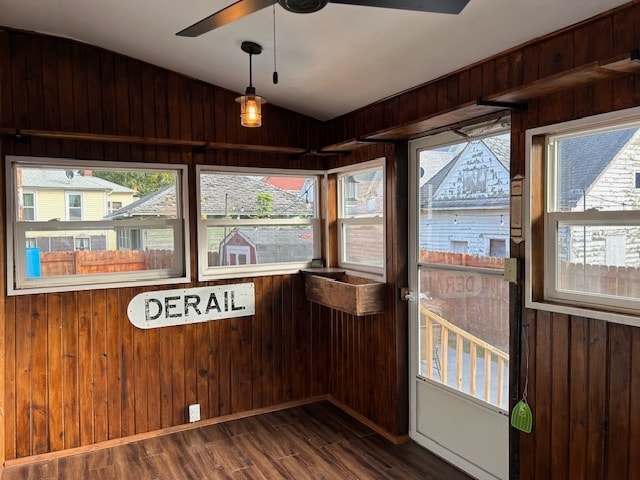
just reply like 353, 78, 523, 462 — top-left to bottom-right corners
236, 41, 267, 128
236, 86, 266, 128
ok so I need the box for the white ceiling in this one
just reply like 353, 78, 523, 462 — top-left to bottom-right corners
0, 0, 631, 121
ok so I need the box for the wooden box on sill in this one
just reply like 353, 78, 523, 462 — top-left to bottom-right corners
303, 271, 386, 316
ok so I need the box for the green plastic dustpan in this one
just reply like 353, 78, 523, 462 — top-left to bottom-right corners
511, 399, 533, 433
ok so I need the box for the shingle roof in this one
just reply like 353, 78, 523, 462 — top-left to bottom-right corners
106, 174, 312, 219
105, 184, 178, 218
482, 135, 510, 168
200, 174, 311, 217
558, 127, 638, 208
21, 169, 134, 193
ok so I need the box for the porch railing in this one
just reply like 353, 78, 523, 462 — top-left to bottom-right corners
420, 303, 509, 409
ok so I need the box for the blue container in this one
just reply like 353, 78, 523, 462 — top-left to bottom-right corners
26, 247, 41, 278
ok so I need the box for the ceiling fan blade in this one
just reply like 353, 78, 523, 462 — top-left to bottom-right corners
330, 0, 470, 15
177, 0, 274, 37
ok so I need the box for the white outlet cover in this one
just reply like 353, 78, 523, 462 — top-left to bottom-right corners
188, 404, 201, 423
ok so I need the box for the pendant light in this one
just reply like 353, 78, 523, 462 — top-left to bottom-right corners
236, 41, 266, 128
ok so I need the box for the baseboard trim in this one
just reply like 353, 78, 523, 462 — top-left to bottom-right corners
4, 394, 408, 467
4, 395, 331, 468
326, 396, 409, 445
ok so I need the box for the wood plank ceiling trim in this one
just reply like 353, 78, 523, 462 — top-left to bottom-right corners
320, 51, 640, 152
0, 128, 309, 155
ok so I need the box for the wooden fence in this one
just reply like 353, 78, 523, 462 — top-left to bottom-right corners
38, 249, 175, 276
559, 261, 640, 297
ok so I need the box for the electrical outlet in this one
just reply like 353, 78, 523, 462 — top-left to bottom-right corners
188, 403, 201, 423
504, 258, 520, 283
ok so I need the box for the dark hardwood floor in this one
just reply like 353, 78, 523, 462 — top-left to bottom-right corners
3, 401, 474, 479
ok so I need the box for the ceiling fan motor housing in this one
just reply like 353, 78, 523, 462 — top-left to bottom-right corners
278, 0, 329, 13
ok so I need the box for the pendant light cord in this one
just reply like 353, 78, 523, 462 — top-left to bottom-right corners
272, 2, 279, 84
522, 323, 529, 402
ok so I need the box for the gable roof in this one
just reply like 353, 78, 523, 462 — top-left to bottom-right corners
420, 136, 510, 210
419, 151, 457, 188
482, 136, 510, 168
105, 184, 179, 218
106, 174, 311, 219
558, 127, 638, 209
21, 169, 134, 193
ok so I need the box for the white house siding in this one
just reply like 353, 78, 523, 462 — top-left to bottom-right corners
419, 209, 509, 256
433, 142, 509, 203
567, 133, 640, 266
420, 140, 510, 257
564, 225, 640, 267
575, 140, 640, 212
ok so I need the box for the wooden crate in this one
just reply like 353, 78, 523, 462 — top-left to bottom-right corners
304, 272, 386, 316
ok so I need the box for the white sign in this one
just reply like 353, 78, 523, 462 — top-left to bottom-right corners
127, 283, 255, 329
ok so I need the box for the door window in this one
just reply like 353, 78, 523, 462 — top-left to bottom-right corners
418, 132, 510, 410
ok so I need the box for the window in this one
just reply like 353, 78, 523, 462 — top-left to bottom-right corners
6, 156, 189, 295
22, 192, 35, 221
108, 201, 123, 215
336, 159, 385, 277
414, 128, 510, 410
197, 167, 320, 280
117, 228, 142, 250
489, 239, 506, 257
74, 237, 91, 251
451, 241, 468, 253
527, 108, 640, 320
66, 193, 83, 220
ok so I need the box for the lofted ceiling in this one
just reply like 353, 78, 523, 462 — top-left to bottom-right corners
0, 0, 632, 121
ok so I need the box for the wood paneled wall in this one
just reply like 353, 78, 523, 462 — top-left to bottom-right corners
3, 278, 321, 458
512, 84, 640, 479
0, 29, 339, 462
319, 142, 408, 437
325, 3, 640, 478
324, 3, 639, 149
4, 2, 640, 476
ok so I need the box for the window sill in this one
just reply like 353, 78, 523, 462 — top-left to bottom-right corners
524, 297, 640, 328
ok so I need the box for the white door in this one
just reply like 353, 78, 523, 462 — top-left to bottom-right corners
408, 127, 511, 480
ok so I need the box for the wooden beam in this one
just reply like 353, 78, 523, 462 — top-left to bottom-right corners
321, 51, 640, 153
0, 128, 308, 155
490, 52, 640, 105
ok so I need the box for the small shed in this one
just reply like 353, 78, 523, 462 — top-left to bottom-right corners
218, 228, 314, 266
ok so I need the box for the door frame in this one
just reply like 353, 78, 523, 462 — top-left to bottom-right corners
408, 132, 510, 480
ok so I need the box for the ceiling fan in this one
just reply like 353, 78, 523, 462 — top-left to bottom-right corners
177, 0, 470, 37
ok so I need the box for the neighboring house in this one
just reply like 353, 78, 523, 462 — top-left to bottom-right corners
419, 136, 511, 257
557, 126, 640, 265
102, 184, 180, 250
19, 168, 135, 251
343, 169, 384, 217
106, 175, 312, 254
262, 176, 315, 204
219, 228, 314, 265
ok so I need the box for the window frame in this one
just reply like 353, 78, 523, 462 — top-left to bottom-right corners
108, 200, 123, 215
525, 106, 640, 325
22, 191, 36, 221
74, 236, 91, 251
196, 165, 322, 281
333, 158, 386, 280
6, 156, 190, 295
66, 192, 83, 221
